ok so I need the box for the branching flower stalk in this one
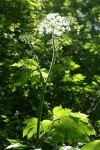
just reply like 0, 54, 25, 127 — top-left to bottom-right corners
36, 13, 77, 148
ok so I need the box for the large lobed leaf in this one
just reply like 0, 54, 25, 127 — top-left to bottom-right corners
23, 117, 38, 139
51, 106, 95, 144
23, 106, 95, 145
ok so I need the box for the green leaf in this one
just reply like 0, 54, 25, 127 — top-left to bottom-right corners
28, 127, 37, 139
31, 70, 40, 84
23, 124, 33, 137
41, 69, 48, 79
53, 106, 72, 119
12, 59, 39, 86
70, 61, 80, 70
41, 120, 52, 132
73, 74, 85, 82
12, 67, 32, 86
0, 62, 4, 66
23, 117, 37, 124
12, 59, 38, 70
52, 132, 65, 144
23, 117, 37, 139
6, 139, 19, 144
81, 140, 100, 150
22, 106, 95, 144
51, 106, 95, 144
74, 112, 88, 121
1, 115, 9, 123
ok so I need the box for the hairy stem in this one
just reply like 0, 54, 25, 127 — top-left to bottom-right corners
36, 30, 55, 147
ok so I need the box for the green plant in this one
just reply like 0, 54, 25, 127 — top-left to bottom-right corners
6, 106, 95, 149
5, 13, 96, 150
23, 106, 95, 145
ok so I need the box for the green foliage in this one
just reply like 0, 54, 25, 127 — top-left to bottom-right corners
1, 115, 9, 123
23, 106, 95, 145
1, 0, 100, 149
11, 59, 40, 86
12, 59, 38, 69
23, 117, 38, 139
81, 140, 100, 150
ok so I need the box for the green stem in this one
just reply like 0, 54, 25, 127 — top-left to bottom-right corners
28, 43, 44, 84
36, 30, 55, 147
36, 83, 46, 147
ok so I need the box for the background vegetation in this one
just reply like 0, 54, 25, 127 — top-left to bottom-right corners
0, 0, 100, 149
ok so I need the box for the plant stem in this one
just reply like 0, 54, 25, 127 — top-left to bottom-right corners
36, 82, 46, 147
28, 43, 44, 84
36, 29, 55, 147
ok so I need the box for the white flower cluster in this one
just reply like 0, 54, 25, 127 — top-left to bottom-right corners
39, 13, 77, 36
19, 32, 33, 44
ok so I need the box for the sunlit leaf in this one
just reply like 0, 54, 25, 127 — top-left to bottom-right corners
53, 106, 72, 118
73, 74, 85, 82
81, 140, 100, 150
23, 117, 37, 138
41, 120, 52, 132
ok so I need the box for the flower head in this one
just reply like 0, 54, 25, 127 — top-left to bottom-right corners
39, 13, 77, 36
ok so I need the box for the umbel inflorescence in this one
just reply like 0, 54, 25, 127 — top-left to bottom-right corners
39, 13, 78, 36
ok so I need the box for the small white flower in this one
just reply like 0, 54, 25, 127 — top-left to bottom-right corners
66, 26, 71, 31
61, 26, 66, 32
39, 13, 77, 36
46, 28, 52, 34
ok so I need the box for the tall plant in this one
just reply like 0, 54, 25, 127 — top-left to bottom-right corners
5, 13, 96, 150
36, 13, 77, 147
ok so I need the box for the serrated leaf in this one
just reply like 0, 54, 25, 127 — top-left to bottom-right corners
53, 106, 71, 118
74, 112, 88, 121
22, 107, 95, 145
51, 106, 95, 144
